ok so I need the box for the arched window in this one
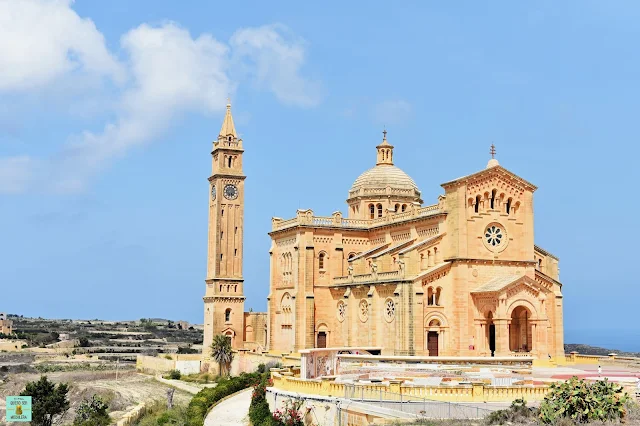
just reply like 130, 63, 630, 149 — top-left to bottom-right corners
348, 253, 356, 260
401, 204, 407, 212
538, 258, 542, 270
506, 198, 512, 214
435, 287, 442, 306
228, 136, 232, 142
318, 252, 325, 270
377, 203, 383, 218
369, 204, 375, 219
225, 308, 231, 322
427, 287, 433, 306
475, 195, 481, 213
228, 156, 233, 168
395, 203, 400, 212
490, 189, 497, 209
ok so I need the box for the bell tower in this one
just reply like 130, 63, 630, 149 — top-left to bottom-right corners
203, 100, 246, 360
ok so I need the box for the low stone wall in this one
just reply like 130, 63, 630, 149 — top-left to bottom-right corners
136, 354, 204, 375
563, 352, 640, 367
271, 372, 550, 403
230, 351, 298, 375
116, 402, 147, 426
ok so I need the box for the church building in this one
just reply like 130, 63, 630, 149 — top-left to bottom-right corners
203, 103, 564, 361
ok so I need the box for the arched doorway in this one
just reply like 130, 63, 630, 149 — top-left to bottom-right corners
316, 323, 329, 348
426, 319, 440, 356
486, 312, 495, 357
510, 306, 532, 353
317, 332, 327, 348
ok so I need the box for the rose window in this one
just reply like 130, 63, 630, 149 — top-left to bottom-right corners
337, 301, 346, 322
358, 299, 369, 322
485, 225, 503, 247
384, 299, 395, 322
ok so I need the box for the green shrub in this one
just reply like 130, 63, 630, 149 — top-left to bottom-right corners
485, 398, 538, 425
164, 354, 173, 360
168, 369, 181, 380
249, 374, 274, 426
135, 400, 188, 426
539, 376, 630, 424
73, 395, 110, 426
186, 372, 264, 426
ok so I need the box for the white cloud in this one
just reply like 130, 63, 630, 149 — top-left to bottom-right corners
372, 100, 413, 125
231, 24, 323, 107
0, 0, 124, 91
49, 22, 232, 192
0, 2, 321, 194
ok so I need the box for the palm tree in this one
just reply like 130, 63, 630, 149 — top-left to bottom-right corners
210, 334, 234, 376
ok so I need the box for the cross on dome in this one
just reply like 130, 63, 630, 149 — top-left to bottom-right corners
376, 128, 393, 165
487, 143, 500, 168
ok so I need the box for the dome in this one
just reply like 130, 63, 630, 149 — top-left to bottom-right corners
348, 164, 421, 201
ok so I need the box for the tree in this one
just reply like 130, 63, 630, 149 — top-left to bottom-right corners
78, 337, 90, 347
20, 376, 69, 426
73, 395, 110, 426
210, 334, 234, 376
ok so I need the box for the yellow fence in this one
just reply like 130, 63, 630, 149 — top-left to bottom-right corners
271, 373, 550, 403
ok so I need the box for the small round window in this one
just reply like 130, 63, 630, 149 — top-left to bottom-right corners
485, 225, 503, 246
483, 222, 508, 253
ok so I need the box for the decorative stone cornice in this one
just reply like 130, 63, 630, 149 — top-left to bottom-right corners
205, 278, 244, 284
440, 165, 537, 192
203, 296, 246, 303
208, 174, 247, 182
445, 258, 536, 267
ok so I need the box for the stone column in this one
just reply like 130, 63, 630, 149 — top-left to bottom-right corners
475, 323, 484, 355
494, 319, 509, 357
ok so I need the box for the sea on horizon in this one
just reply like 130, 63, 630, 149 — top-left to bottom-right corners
565, 329, 640, 353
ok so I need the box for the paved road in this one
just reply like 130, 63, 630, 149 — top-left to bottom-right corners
204, 388, 252, 426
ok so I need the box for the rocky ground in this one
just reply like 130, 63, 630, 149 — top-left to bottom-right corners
0, 369, 192, 424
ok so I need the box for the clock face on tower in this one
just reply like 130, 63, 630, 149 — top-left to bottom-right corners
211, 186, 216, 201
224, 184, 239, 200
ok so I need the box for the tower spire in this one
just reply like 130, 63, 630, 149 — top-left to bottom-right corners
376, 128, 394, 166
219, 99, 237, 138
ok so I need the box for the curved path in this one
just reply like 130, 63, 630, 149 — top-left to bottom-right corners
204, 388, 253, 426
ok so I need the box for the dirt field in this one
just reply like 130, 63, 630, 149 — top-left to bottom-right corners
0, 370, 192, 424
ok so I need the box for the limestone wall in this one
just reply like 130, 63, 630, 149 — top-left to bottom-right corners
230, 351, 300, 376
0, 340, 26, 351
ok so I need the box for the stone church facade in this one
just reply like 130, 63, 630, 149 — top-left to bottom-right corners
203, 104, 564, 361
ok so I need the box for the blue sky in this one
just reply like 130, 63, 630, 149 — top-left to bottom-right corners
1, 1, 639, 350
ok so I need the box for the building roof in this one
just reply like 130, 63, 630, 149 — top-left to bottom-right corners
471, 275, 522, 293
398, 233, 445, 255
371, 239, 416, 258
440, 165, 537, 192
350, 165, 419, 194
349, 242, 390, 261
